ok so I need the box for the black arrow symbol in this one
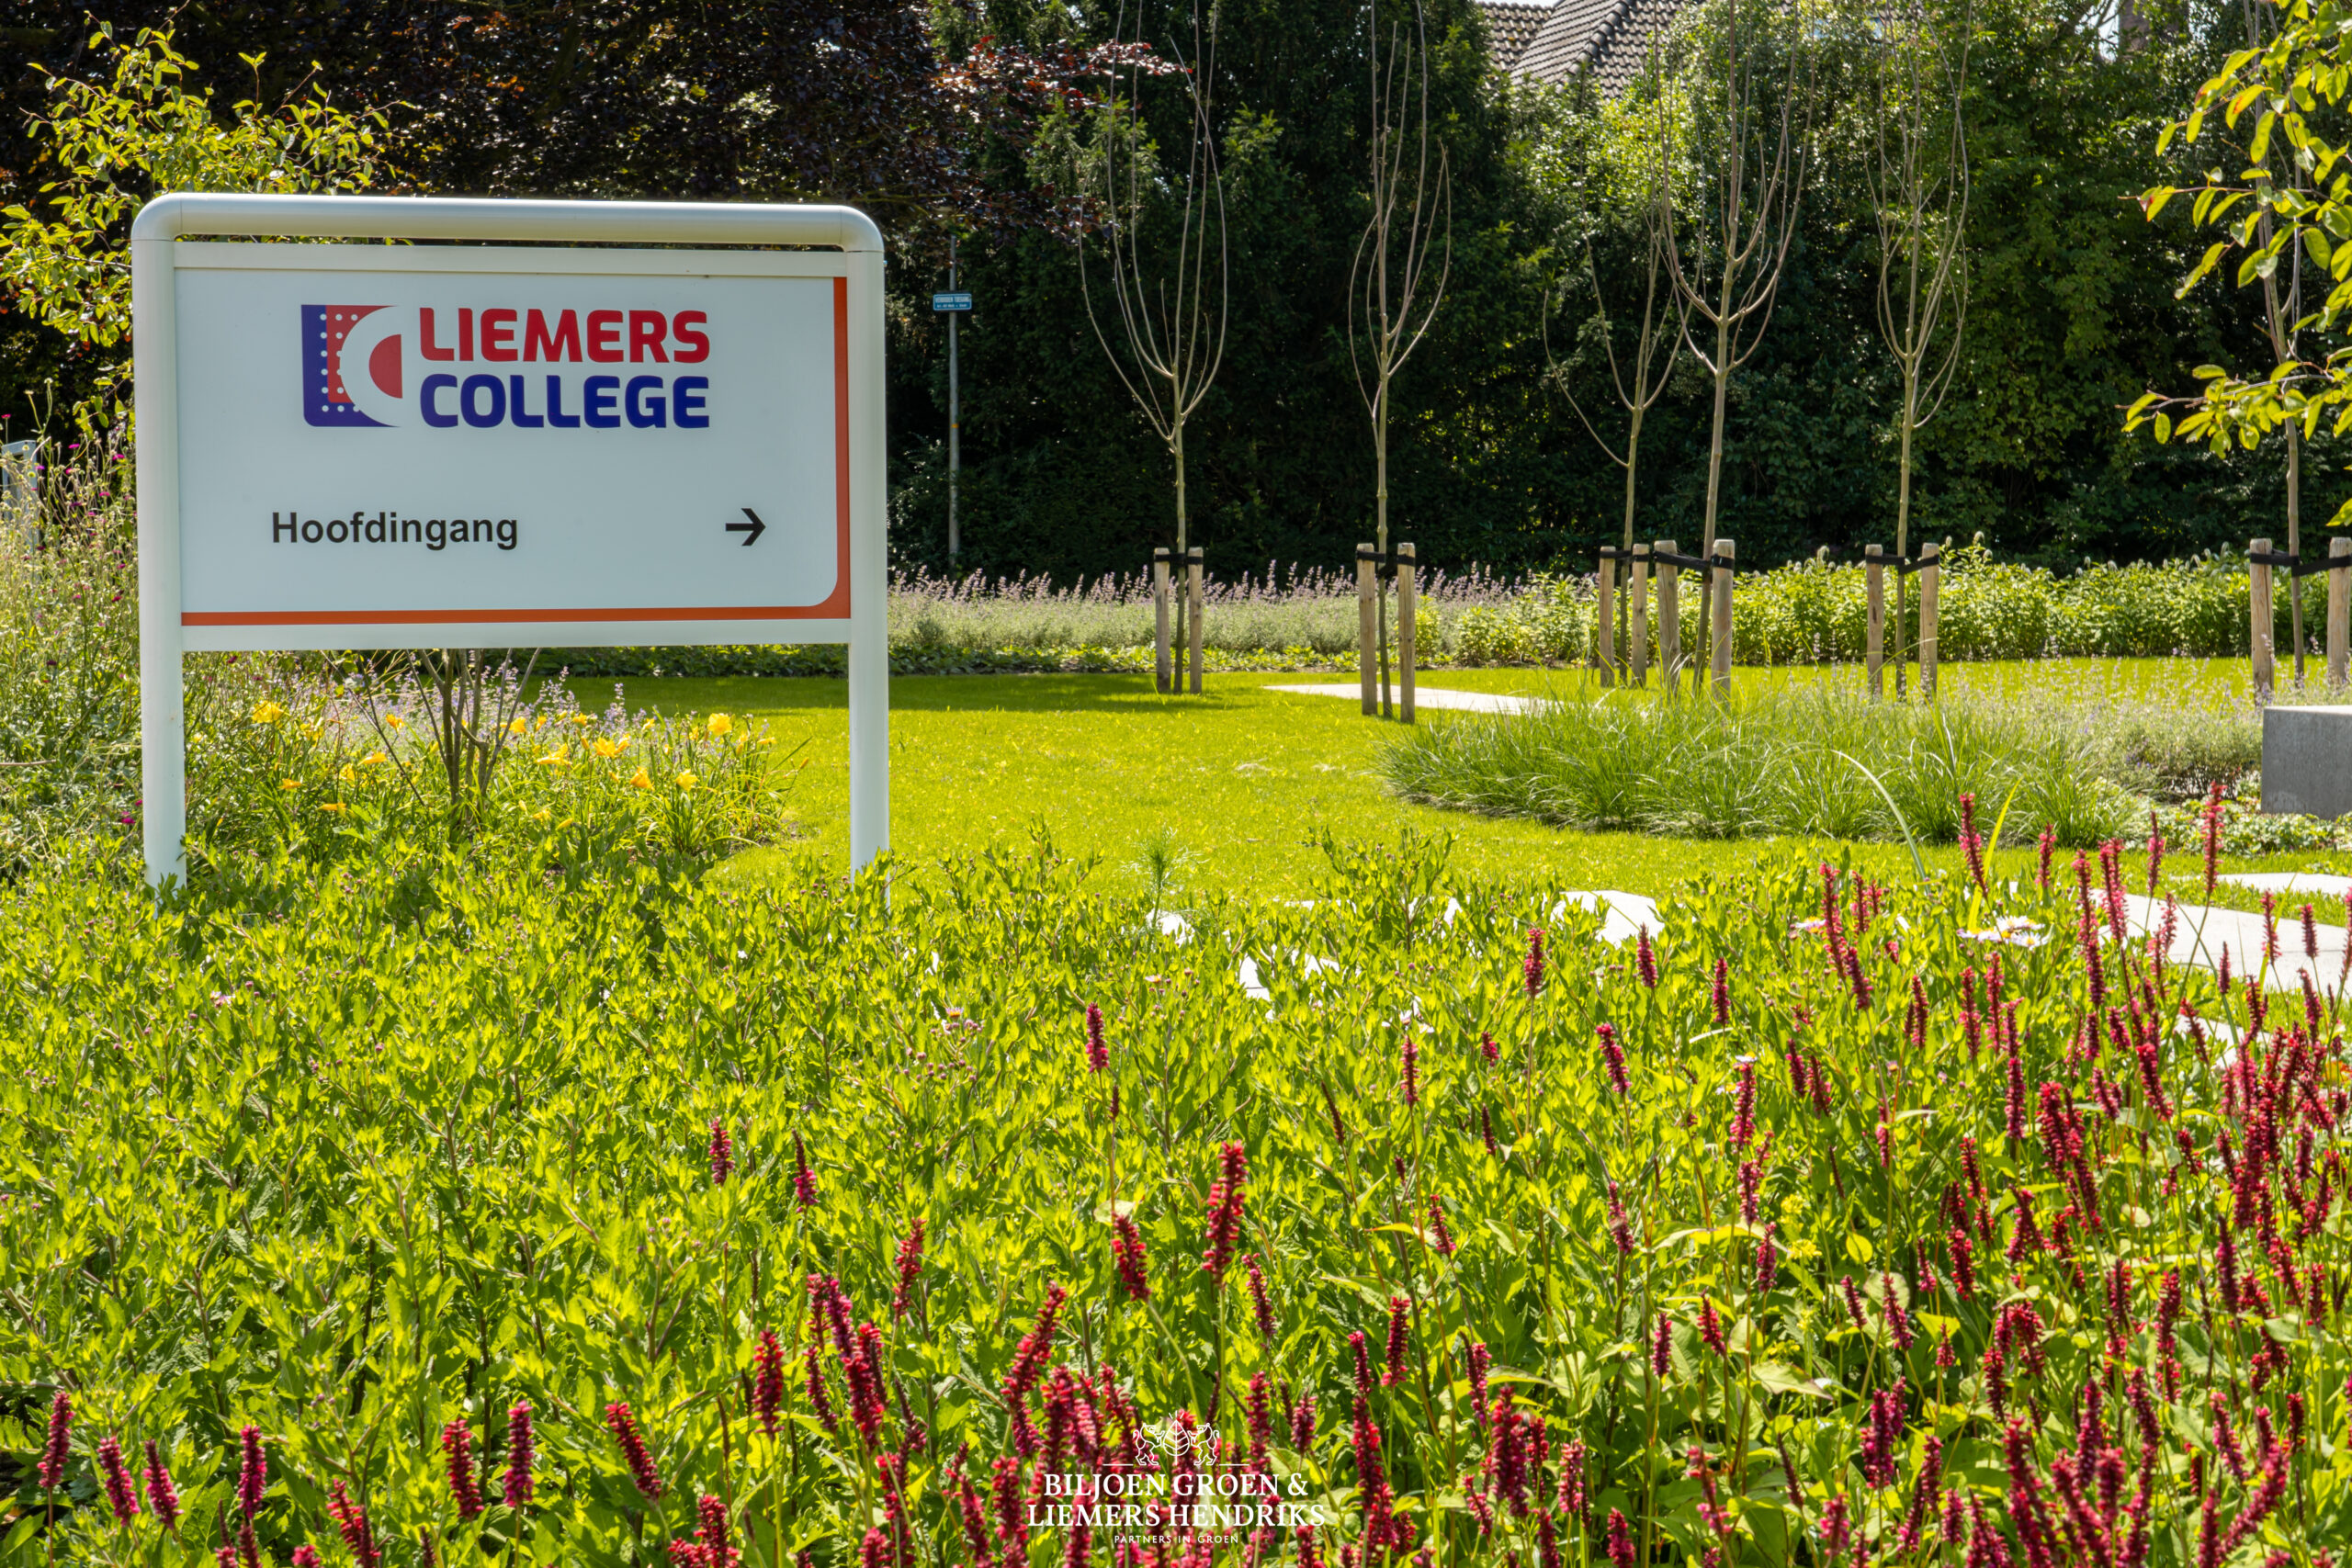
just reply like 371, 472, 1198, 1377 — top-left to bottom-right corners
728, 507, 767, 547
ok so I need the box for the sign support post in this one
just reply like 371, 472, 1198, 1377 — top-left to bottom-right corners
133, 193, 889, 887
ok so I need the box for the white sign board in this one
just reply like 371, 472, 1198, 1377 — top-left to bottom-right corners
134, 195, 888, 885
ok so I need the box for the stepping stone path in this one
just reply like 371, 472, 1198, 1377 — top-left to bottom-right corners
1268, 682, 1549, 715
2125, 873, 2351, 995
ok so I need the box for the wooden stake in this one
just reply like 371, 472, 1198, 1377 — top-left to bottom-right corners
2331, 537, 2350, 692
1357, 545, 1377, 715
2252, 537, 2276, 705
1595, 551, 1617, 688
1630, 545, 1650, 688
1397, 542, 1418, 723
1918, 541, 1941, 700
1655, 539, 1680, 697
1865, 545, 1885, 701
1709, 538, 1734, 699
1186, 547, 1204, 695
1153, 548, 1171, 695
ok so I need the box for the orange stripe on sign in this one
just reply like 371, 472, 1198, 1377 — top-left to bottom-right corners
831, 273, 851, 615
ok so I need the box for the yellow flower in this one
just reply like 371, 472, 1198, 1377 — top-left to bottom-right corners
508, 717, 528, 736
593, 736, 628, 759
321, 801, 346, 814
279, 778, 300, 791
385, 714, 405, 731
537, 745, 569, 765
675, 771, 698, 790
707, 713, 734, 738
250, 700, 286, 725
338, 764, 356, 784
628, 768, 652, 790
530, 807, 552, 823
571, 713, 592, 726
535, 714, 550, 730
361, 751, 386, 767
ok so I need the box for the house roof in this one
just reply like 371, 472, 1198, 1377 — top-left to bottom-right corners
1481, 0, 1682, 94
1475, 0, 1552, 72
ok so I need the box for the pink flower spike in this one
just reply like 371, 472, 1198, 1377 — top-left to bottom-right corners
503, 1402, 536, 1507
605, 1403, 662, 1498
1085, 1004, 1108, 1073
708, 1118, 734, 1186
141, 1439, 180, 1529
236, 1425, 266, 1520
37, 1390, 71, 1491
792, 1133, 819, 1210
441, 1420, 483, 1518
97, 1435, 138, 1523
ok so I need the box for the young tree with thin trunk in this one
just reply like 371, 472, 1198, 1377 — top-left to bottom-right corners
1351, 0, 1450, 716
2237, 0, 2310, 682
1656, 0, 1811, 674
1868, 0, 1971, 696
1550, 78, 1684, 682
1080, 0, 1228, 671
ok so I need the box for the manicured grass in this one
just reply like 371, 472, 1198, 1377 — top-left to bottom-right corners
568, 664, 2352, 902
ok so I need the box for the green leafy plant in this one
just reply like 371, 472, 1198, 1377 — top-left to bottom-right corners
0, 26, 387, 405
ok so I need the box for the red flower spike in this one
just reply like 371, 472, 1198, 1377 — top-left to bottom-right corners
752, 1330, 787, 1437
1084, 1003, 1108, 1073
97, 1435, 138, 1524
441, 1420, 483, 1518
141, 1439, 179, 1529
605, 1402, 662, 1498
1381, 1296, 1410, 1386
1111, 1213, 1152, 1301
503, 1403, 536, 1507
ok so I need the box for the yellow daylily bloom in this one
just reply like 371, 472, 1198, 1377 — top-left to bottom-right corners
250, 701, 286, 725
508, 717, 528, 736
361, 751, 387, 767
279, 778, 300, 791
628, 768, 652, 790
707, 713, 734, 738
571, 713, 592, 726
675, 771, 698, 790
530, 807, 552, 823
338, 764, 357, 784
321, 801, 346, 814
385, 714, 405, 731
535, 714, 550, 729
537, 746, 569, 765
592, 737, 628, 759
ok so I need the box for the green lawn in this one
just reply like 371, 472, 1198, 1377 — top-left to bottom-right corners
566, 662, 2352, 903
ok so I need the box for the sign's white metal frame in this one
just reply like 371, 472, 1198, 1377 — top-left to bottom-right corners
132, 192, 888, 886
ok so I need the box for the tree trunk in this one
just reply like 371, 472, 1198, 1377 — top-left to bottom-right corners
1697, 306, 1732, 680
1375, 372, 1392, 716
1894, 371, 1917, 698
1173, 414, 1190, 665
1622, 400, 1645, 678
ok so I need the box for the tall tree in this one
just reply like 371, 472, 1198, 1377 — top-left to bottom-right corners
1549, 76, 1682, 681
1080, 0, 1228, 669
1657, 0, 1812, 674
1868, 0, 1971, 694
1351, 0, 1452, 712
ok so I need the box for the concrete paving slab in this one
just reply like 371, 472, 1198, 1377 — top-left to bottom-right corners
2123, 893, 2349, 994
2218, 872, 2352, 898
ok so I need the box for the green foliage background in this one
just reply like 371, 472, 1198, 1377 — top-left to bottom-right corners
0, 0, 2322, 575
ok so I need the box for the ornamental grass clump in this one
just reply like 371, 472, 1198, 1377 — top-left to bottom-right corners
3, 825, 2351, 1564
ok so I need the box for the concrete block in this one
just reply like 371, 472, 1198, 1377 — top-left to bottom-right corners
2262, 705, 2352, 818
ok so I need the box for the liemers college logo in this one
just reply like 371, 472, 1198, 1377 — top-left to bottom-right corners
301, 304, 713, 431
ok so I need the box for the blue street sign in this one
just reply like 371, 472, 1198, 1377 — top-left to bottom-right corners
933, 291, 973, 312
